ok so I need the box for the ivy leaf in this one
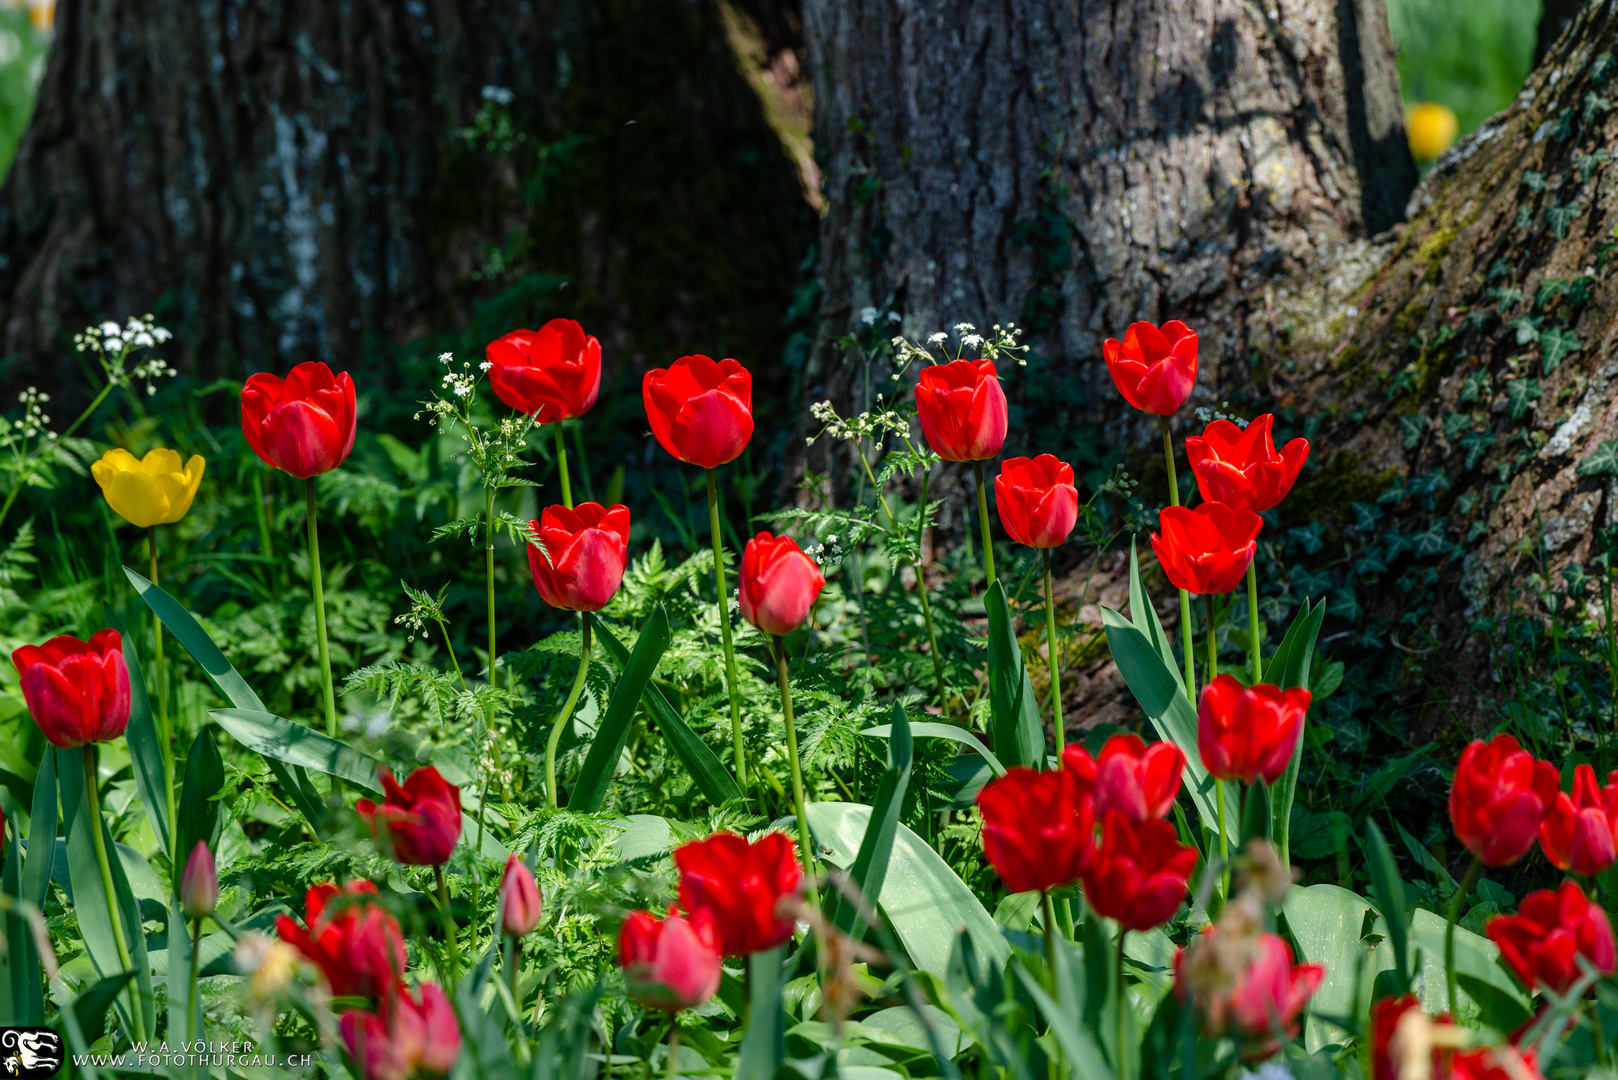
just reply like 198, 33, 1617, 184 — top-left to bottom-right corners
1400, 413, 1427, 450
1593, 52, 1616, 83
1413, 518, 1450, 557
1520, 170, 1547, 193
1507, 315, 1542, 345
1506, 378, 1541, 421
1574, 148, 1611, 183
1584, 92, 1613, 127
1459, 431, 1497, 471
1488, 286, 1523, 314
1576, 439, 1618, 477
1545, 204, 1583, 240
1351, 501, 1384, 531
1535, 278, 1567, 308
1515, 205, 1535, 229
1539, 325, 1582, 374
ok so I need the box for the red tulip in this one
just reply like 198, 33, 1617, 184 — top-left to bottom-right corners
976, 765, 1094, 894
275, 880, 407, 999
995, 455, 1080, 549
1197, 676, 1311, 786
1083, 810, 1197, 931
619, 906, 724, 1012
525, 502, 631, 612
739, 532, 826, 636
913, 359, 1008, 462
180, 841, 218, 920
643, 355, 754, 469
1450, 1047, 1543, 1080
1538, 763, 1618, 876
1186, 415, 1310, 513
1370, 996, 1469, 1080
1103, 320, 1198, 415
1175, 928, 1323, 1060
340, 981, 461, 1080
11, 630, 130, 748
1150, 503, 1261, 595
485, 319, 602, 423
1449, 734, 1560, 866
356, 767, 463, 867
1062, 734, 1184, 824
674, 831, 802, 956
499, 854, 542, 937
1487, 881, 1617, 995
241, 361, 357, 479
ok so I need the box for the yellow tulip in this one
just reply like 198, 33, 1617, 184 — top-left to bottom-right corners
91, 448, 206, 528
1407, 102, 1459, 163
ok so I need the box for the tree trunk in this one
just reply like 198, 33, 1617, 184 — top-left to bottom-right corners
0, 0, 814, 406
799, 0, 1417, 533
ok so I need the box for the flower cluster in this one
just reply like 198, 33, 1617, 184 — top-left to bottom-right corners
74, 315, 176, 397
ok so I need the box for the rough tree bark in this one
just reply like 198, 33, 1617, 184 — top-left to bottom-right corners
799, 0, 1418, 536
0, 0, 813, 403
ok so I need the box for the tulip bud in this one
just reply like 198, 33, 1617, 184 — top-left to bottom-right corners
499, 854, 542, 938
181, 841, 219, 920
738, 532, 825, 637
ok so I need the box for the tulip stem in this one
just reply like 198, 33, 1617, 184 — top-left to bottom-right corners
147, 525, 176, 850
1160, 417, 1196, 702
1115, 928, 1127, 1080
553, 423, 573, 509
1042, 550, 1064, 756
773, 639, 817, 895
665, 1023, 681, 1080
973, 460, 996, 587
1446, 857, 1483, 1018
1216, 778, 1230, 901
186, 916, 203, 1044
84, 747, 145, 1038
1204, 593, 1219, 684
707, 469, 747, 788
435, 865, 460, 985
545, 618, 592, 808
857, 447, 944, 704
1041, 890, 1060, 996
1246, 561, 1263, 684
304, 479, 339, 796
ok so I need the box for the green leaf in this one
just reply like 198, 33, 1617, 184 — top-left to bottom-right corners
103, 605, 170, 858
861, 721, 1005, 777
176, 727, 226, 875
210, 708, 385, 791
1240, 780, 1272, 846
71, 970, 136, 1046
569, 606, 672, 813
1281, 884, 1374, 1051
829, 705, 912, 940
1101, 607, 1237, 850
1577, 440, 1618, 477
1, 800, 30, 1026
1506, 378, 1541, 421
1539, 325, 1581, 373
1364, 821, 1410, 994
1401, 907, 1529, 1020
590, 614, 741, 805
4, 748, 56, 1026
1013, 960, 1119, 1080
985, 581, 1044, 769
1267, 599, 1325, 864
806, 801, 1008, 978
1545, 203, 1582, 240
58, 746, 153, 1040
735, 946, 787, 1080
1128, 538, 1175, 669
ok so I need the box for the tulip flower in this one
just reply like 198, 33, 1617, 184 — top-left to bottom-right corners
1197, 676, 1311, 786
499, 854, 542, 938
1185, 415, 1309, 514
91, 448, 206, 528
1450, 1047, 1544, 1080
1083, 810, 1197, 932
1488, 881, 1618, 996
181, 841, 219, 920
1063, 734, 1184, 824
913, 359, 1008, 464
1444, 733, 1559, 1014
976, 765, 1094, 895
340, 981, 461, 1080
994, 455, 1078, 549
1538, 763, 1618, 876
643, 354, 755, 784
526, 503, 631, 613
674, 831, 803, 956
739, 532, 826, 637
275, 880, 408, 1000
356, 767, 463, 867
487, 320, 602, 507
242, 361, 358, 762
619, 906, 724, 1012
240, 361, 358, 479
1103, 320, 1198, 416
1175, 928, 1323, 1061
1150, 503, 1262, 596
12, 630, 130, 749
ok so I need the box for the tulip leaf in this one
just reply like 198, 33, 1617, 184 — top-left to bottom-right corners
569, 606, 672, 813
1102, 606, 1238, 850
58, 746, 154, 1040
1127, 538, 1176, 669
985, 580, 1044, 769
1014, 955, 1119, 1080
805, 801, 1009, 979
176, 726, 226, 875
862, 720, 1006, 777
735, 946, 787, 1080
828, 704, 913, 940
103, 604, 171, 858
1240, 779, 1272, 846
72, 969, 137, 1047
1280, 884, 1375, 1051
1266, 598, 1326, 866
4, 748, 57, 1025
1399, 907, 1529, 1019
1, 802, 27, 1026
1364, 820, 1412, 995
211, 708, 386, 791
589, 613, 741, 805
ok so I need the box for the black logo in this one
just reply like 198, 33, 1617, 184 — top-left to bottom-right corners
0, 1028, 62, 1078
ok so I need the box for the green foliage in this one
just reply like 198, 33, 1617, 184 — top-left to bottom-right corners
1387, 0, 1541, 135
